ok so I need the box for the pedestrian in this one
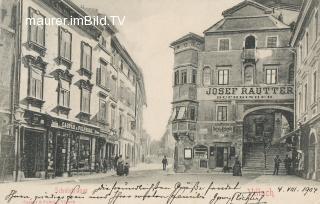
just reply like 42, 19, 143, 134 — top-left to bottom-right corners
114, 154, 119, 170
103, 157, 108, 173
284, 155, 292, 175
273, 155, 281, 175
233, 156, 242, 176
162, 156, 168, 171
116, 155, 124, 176
124, 161, 130, 176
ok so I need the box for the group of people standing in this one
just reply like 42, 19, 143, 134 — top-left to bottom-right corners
95, 154, 130, 176
273, 154, 293, 175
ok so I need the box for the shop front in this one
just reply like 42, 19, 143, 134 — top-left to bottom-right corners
47, 117, 100, 178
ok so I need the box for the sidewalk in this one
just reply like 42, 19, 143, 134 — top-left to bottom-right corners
0, 162, 165, 185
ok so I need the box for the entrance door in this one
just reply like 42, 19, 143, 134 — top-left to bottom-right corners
216, 147, 224, 167
209, 146, 216, 169
56, 136, 67, 176
24, 131, 44, 178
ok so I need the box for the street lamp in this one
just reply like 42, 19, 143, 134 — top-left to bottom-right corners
14, 107, 24, 182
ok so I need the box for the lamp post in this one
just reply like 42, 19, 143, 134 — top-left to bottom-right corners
14, 107, 24, 182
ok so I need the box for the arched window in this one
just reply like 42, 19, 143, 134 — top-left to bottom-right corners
244, 65, 254, 85
288, 64, 294, 84
203, 67, 211, 85
245, 35, 256, 49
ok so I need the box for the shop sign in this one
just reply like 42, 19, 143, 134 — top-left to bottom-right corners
198, 85, 294, 100
212, 126, 233, 133
51, 119, 100, 135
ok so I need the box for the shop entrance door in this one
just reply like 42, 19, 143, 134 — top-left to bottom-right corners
209, 146, 216, 169
56, 136, 67, 176
216, 147, 224, 167
24, 131, 44, 178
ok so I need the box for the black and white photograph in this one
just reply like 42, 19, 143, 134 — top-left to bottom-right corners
0, 0, 320, 203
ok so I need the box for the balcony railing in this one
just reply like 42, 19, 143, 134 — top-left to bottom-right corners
241, 48, 256, 61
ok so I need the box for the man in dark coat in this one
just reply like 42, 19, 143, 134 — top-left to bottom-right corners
273, 155, 281, 175
162, 156, 168, 171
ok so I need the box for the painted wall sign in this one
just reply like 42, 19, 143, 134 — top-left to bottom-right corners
51, 118, 100, 135
198, 86, 294, 100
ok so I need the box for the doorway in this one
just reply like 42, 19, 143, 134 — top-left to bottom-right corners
216, 147, 224, 167
23, 130, 45, 178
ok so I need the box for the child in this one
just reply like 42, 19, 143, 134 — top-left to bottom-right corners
124, 162, 130, 176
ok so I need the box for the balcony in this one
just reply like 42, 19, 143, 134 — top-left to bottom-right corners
172, 121, 196, 132
241, 49, 256, 62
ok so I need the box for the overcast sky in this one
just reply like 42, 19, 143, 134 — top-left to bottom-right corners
74, 0, 243, 141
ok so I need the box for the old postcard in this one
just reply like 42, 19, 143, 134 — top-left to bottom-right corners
0, 0, 320, 203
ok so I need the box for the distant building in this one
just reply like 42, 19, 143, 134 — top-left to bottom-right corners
289, 0, 320, 180
170, 0, 299, 173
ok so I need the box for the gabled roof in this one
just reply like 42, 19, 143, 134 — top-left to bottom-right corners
204, 15, 290, 34
170, 32, 204, 47
222, 0, 272, 17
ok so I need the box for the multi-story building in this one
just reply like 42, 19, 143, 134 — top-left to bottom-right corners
171, 0, 299, 173
0, 0, 18, 181
289, 0, 320, 180
11, 0, 146, 180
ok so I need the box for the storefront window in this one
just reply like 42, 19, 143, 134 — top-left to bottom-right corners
79, 139, 91, 170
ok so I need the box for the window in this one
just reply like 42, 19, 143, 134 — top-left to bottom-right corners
298, 92, 302, 115
217, 106, 227, 121
245, 35, 256, 49
219, 38, 230, 51
29, 68, 43, 99
29, 8, 45, 46
176, 107, 186, 120
288, 64, 294, 84
119, 114, 125, 134
81, 42, 92, 71
99, 99, 107, 122
181, 69, 187, 84
184, 148, 192, 159
97, 60, 108, 87
120, 59, 124, 71
99, 35, 107, 48
59, 27, 71, 60
266, 36, 278, 48
58, 80, 70, 107
192, 70, 197, 84
314, 72, 317, 103
81, 89, 90, 113
315, 11, 319, 41
218, 69, 229, 85
266, 68, 277, 84
111, 106, 116, 129
306, 32, 309, 55
203, 67, 211, 85
174, 71, 179, 85
255, 122, 264, 136
300, 44, 303, 62
244, 65, 254, 85
304, 83, 308, 112
189, 106, 196, 121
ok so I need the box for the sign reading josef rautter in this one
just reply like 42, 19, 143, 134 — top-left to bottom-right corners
198, 85, 294, 100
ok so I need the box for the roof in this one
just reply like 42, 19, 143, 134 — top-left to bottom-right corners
222, 0, 272, 17
170, 32, 204, 47
205, 15, 290, 33
254, 0, 303, 11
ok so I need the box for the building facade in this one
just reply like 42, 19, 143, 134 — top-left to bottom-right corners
290, 0, 320, 180
11, 0, 146, 180
0, 0, 18, 181
171, 0, 299, 173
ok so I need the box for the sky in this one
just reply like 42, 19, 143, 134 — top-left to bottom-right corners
74, 0, 243, 141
